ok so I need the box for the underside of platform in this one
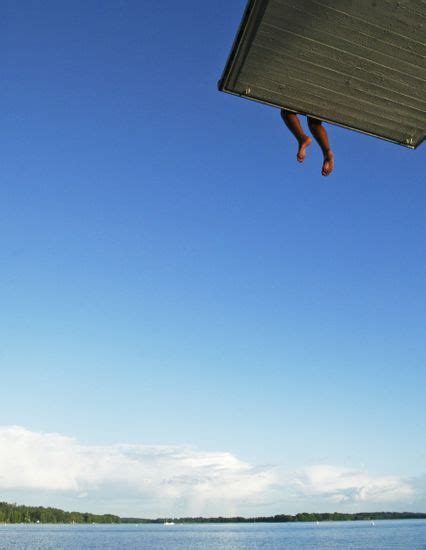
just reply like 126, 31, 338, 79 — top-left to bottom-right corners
219, 0, 425, 148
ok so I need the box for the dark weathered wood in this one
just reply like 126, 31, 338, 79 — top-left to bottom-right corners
244, 53, 425, 127
250, 38, 426, 111
219, 0, 426, 147
237, 79, 414, 143
250, 33, 426, 109
267, 2, 426, 68
238, 71, 420, 136
275, 0, 426, 55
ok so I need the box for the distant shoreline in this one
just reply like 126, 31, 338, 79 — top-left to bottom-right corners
1, 503, 425, 525
123, 512, 426, 524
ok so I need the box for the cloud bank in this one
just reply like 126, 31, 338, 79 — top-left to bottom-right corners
0, 426, 419, 517
288, 464, 414, 504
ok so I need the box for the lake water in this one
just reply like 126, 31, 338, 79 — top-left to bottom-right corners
0, 520, 425, 549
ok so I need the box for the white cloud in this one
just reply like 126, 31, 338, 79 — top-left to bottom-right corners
0, 426, 420, 517
0, 426, 277, 516
288, 464, 414, 504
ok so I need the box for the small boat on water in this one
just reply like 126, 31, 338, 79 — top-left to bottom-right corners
164, 521, 175, 526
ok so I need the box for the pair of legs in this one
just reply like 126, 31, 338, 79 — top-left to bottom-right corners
281, 110, 334, 176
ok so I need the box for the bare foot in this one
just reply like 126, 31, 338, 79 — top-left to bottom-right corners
297, 136, 312, 163
321, 150, 334, 176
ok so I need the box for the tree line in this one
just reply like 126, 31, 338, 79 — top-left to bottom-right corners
121, 512, 426, 524
0, 502, 119, 524
1, 502, 425, 524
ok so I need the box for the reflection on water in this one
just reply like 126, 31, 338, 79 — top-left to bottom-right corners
0, 520, 425, 549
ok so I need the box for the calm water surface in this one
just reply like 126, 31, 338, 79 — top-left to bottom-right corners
0, 520, 425, 549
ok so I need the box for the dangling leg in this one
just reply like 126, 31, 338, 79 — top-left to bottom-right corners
307, 117, 334, 176
281, 109, 312, 163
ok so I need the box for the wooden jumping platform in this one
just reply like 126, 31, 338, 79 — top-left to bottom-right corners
219, 0, 425, 148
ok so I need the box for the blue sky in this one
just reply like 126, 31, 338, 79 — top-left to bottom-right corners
1, 1, 425, 516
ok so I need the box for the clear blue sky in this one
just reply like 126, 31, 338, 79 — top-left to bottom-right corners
1, 1, 425, 516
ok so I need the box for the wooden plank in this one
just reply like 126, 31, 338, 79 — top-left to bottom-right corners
307, 0, 426, 41
261, 12, 426, 80
237, 71, 421, 137
253, 26, 426, 97
245, 49, 426, 126
236, 78, 414, 143
252, 35, 426, 111
270, 0, 426, 63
